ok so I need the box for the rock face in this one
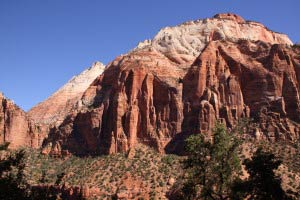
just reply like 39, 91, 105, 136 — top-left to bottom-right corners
0, 93, 40, 148
0, 93, 29, 148
28, 62, 105, 126
43, 50, 186, 155
183, 40, 300, 142
0, 62, 105, 149
135, 13, 292, 65
42, 14, 300, 156
2, 13, 298, 154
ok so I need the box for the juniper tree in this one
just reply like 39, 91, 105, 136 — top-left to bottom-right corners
182, 122, 242, 200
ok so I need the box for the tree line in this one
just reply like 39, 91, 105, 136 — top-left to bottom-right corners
169, 122, 294, 200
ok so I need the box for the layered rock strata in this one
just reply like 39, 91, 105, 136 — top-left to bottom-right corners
28, 62, 105, 126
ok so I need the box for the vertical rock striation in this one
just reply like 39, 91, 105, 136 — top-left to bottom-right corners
43, 43, 300, 155
43, 50, 186, 155
183, 40, 300, 141
42, 14, 300, 155
0, 93, 43, 148
2, 13, 299, 154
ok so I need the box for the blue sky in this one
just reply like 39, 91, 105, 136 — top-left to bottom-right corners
0, 0, 299, 111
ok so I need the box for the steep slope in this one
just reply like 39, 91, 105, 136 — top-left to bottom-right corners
42, 14, 299, 156
28, 62, 105, 126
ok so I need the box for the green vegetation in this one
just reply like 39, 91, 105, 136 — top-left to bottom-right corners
2, 121, 300, 199
178, 122, 242, 200
240, 148, 291, 200
0, 143, 29, 200
171, 122, 297, 200
16, 144, 181, 199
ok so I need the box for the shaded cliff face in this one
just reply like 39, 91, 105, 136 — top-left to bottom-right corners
28, 62, 105, 126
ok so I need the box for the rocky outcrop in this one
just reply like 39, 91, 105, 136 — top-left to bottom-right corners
0, 93, 43, 148
42, 14, 299, 156
135, 13, 292, 65
0, 93, 29, 148
183, 40, 300, 141
43, 50, 186, 155
28, 62, 105, 126
27, 62, 105, 148
43, 42, 300, 156
31, 184, 88, 200
0, 62, 105, 149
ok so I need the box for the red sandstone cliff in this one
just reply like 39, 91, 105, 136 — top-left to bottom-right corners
41, 14, 299, 156
183, 40, 300, 141
1, 62, 105, 149
0, 93, 45, 148
0, 93, 29, 148
1, 13, 299, 155
42, 49, 185, 155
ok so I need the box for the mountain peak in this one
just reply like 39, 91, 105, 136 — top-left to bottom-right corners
134, 13, 292, 64
28, 61, 105, 125
213, 13, 245, 23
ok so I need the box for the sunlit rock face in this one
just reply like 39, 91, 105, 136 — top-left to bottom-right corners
0, 93, 29, 148
43, 50, 185, 155
135, 13, 292, 64
183, 40, 300, 142
41, 13, 300, 156
28, 62, 105, 126
2, 13, 295, 154
0, 62, 105, 149
0, 93, 40, 148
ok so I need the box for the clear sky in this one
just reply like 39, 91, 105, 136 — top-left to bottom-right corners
0, 0, 299, 111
